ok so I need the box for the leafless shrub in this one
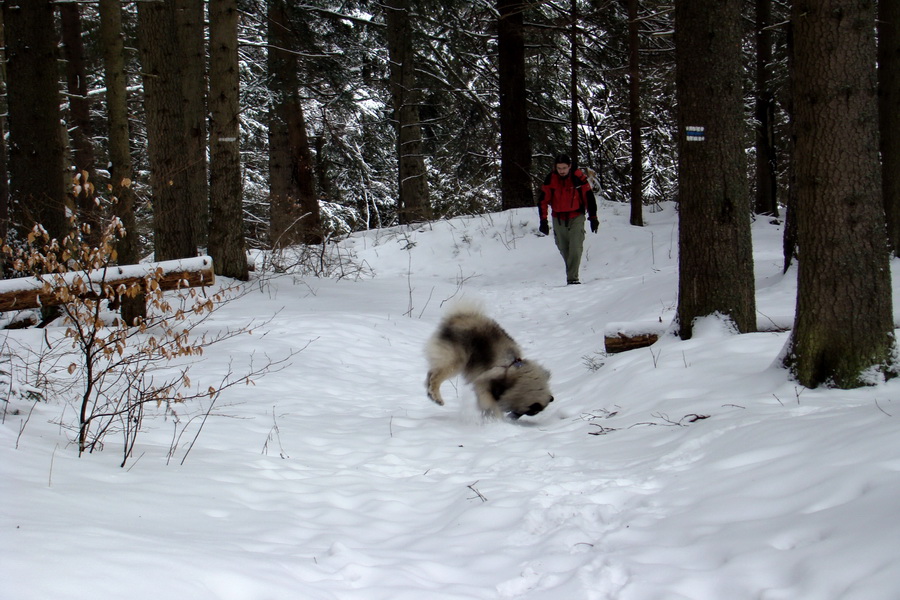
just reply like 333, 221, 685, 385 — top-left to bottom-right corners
4, 220, 295, 467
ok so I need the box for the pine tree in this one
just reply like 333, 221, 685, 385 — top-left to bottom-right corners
753, 0, 778, 216
385, 0, 431, 223
267, 0, 322, 247
674, 0, 756, 339
497, 0, 533, 210
60, 2, 101, 246
880, 0, 900, 256
208, 0, 249, 280
626, 0, 643, 226
3, 0, 68, 243
100, 0, 145, 324
176, 0, 209, 246
137, 0, 199, 260
784, 0, 894, 388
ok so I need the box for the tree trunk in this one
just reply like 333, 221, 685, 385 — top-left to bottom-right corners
0, 9, 9, 248
880, 0, 900, 256
782, 17, 798, 272
314, 133, 335, 206
3, 0, 68, 243
385, 0, 431, 224
674, 0, 756, 339
569, 0, 579, 166
497, 0, 532, 210
176, 0, 209, 246
60, 2, 101, 247
784, 0, 893, 388
208, 0, 249, 280
627, 0, 643, 227
100, 0, 145, 324
267, 0, 322, 247
754, 0, 778, 216
137, 0, 198, 261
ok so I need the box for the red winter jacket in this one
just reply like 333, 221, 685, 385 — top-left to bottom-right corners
537, 168, 598, 222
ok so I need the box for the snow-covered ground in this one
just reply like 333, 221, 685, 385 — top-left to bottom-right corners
3, 201, 900, 599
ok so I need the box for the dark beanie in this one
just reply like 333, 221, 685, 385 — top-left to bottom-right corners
554, 153, 572, 165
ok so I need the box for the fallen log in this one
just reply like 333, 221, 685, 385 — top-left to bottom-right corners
604, 320, 668, 354
603, 316, 798, 353
604, 332, 661, 354
0, 256, 215, 313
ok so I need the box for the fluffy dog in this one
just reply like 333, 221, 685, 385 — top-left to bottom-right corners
425, 304, 554, 419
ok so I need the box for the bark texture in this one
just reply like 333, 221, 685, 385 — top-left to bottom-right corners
385, 0, 431, 224
674, 0, 756, 339
880, 0, 900, 256
60, 2, 101, 246
208, 0, 249, 279
627, 0, 643, 226
137, 0, 199, 260
100, 0, 145, 324
267, 0, 322, 247
785, 0, 893, 388
754, 0, 778, 216
176, 0, 209, 245
497, 0, 533, 210
3, 0, 68, 242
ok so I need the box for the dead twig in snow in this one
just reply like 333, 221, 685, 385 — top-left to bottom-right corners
467, 481, 488, 502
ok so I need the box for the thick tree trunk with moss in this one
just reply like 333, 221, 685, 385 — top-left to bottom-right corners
674, 0, 756, 339
784, 0, 893, 388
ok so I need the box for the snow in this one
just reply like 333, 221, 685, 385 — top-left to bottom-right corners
3, 202, 900, 600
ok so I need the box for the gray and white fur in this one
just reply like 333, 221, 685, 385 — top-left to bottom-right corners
425, 304, 554, 419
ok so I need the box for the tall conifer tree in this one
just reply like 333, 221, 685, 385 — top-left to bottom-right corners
784, 0, 893, 388
674, 0, 756, 339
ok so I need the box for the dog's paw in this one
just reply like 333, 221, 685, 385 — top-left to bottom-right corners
427, 391, 445, 406
478, 404, 504, 420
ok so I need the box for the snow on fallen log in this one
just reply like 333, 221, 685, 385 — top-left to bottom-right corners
603, 315, 797, 353
0, 256, 215, 312
603, 320, 670, 354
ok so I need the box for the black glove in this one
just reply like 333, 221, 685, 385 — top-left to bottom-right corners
539, 220, 550, 236
589, 217, 599, 233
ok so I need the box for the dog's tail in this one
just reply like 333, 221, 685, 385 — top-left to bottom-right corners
440, 297, 486, 320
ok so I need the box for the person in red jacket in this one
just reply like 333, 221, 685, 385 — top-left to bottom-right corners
537, 154, 599, 285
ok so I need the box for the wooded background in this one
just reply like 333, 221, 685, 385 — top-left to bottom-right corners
0, 0, 897, 389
